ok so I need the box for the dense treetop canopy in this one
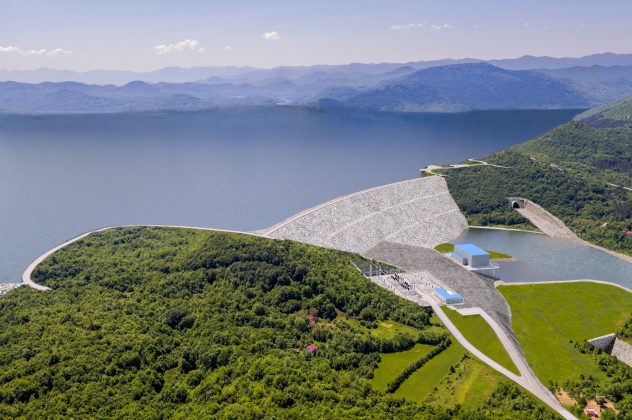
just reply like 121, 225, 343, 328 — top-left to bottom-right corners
0, 228, 553, 418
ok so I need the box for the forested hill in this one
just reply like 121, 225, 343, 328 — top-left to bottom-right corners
443, 97, 632, 255
0, 228, 552, 418
339, 63, 590, 112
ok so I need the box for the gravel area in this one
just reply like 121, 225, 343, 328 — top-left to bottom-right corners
363, 241, 514, 336
0, 283, 21, 297
516, 200, 578, 239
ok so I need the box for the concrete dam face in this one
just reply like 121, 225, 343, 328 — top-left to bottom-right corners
262, 176, 468, 253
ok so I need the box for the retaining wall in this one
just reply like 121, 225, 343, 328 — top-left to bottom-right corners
588, 333, 632, 368
611, 338, 632, 367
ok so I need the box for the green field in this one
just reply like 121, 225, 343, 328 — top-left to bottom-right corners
342, 318, 422, 339
369, 320, 423, 339
425, 355, 504, 408
394, 338, 467, 401
444, 308, 519, 375
433, 243, 512, 259
370, 343, 435, 391
498, 282, 632, 385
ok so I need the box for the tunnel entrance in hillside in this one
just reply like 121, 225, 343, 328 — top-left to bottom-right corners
507, 197, 526, 209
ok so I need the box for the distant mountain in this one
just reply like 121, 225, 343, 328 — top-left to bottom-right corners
3, 52, 632, 85
537, 65, 632, 104
2, 62, 630, 114
332, 63, 592, 112
488, 52, 632, 70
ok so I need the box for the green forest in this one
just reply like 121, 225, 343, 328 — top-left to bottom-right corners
444, 122, 632, 255
0, 227, 554, 418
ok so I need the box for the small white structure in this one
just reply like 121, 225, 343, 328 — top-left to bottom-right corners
433, 287, 464, 305
449, 243, 499, 278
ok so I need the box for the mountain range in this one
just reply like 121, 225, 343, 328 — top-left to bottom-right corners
3, 52, 632, 85
3, 59, 632, 114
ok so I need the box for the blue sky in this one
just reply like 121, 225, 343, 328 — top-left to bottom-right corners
1, 0, 631, 71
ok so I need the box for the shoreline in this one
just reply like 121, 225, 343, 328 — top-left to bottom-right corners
0, 282, 22, 296
578, 238, 632, 265
470, 224, 632, 266
468, 225, 545, 235
495, 279, 632, 294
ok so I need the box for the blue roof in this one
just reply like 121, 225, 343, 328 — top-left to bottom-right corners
434, 287, 463, 299
455, 244, 489, 256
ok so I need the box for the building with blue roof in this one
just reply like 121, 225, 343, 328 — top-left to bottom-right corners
447, 243, 500, 279
454, 244, 489, 268
433, 287, 464, 304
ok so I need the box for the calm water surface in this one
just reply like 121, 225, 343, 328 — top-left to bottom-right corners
455, 228, 632, 289
0, 107, 580, 282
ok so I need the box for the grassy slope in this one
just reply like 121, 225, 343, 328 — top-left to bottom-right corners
444, 308, 519, 375
425, 355, 504, 408
371, 343, 435, 391
498, 282, 632, 385
395, 337, 467, 401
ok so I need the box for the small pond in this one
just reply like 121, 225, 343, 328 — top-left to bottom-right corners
454, 228, 632, 290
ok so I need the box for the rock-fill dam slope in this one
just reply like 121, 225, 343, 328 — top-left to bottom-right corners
263, 176, 468, 253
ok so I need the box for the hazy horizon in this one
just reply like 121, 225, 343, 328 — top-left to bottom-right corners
3, 0, 632, 72
3, 51, 632, 74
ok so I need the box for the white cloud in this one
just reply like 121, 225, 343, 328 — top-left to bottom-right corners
0, 45, 71, 56
390, 21, 452, 31
154, 39, 204, 55
262, 31, 281, 41
0, 46, 20, 54
523, 22, 530, 28
224, 46, 232, 53
390, 22, 426, 30
431, 23, 453, 31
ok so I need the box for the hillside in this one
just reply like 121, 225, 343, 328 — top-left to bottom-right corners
338, 63, 591, 112
575, 95, 632, 127
0, 63, 602, 114
539, 66, 632, 104
443, 97, 632, 255
0, 227, 554, 418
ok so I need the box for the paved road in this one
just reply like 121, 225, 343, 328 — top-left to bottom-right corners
22, 224, 264, 290
371, 272, 575, 418
423, 293, 576, 420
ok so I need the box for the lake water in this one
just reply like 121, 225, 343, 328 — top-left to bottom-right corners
0, 107, 580, 282
455, 228, 632, 289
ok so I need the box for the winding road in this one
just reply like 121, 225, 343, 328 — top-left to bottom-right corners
423, 295, 576, 419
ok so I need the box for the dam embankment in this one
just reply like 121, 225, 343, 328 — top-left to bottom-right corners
263, 176, 468, 253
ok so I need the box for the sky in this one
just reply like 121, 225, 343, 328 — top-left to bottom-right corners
1, 0, 631, 71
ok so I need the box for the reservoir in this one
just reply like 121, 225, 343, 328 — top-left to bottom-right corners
455, 228, 632, 290
0, 107, 579, 282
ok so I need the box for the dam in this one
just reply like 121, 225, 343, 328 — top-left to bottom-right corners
263, 176, 468, 253
262, 176, 514, 334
